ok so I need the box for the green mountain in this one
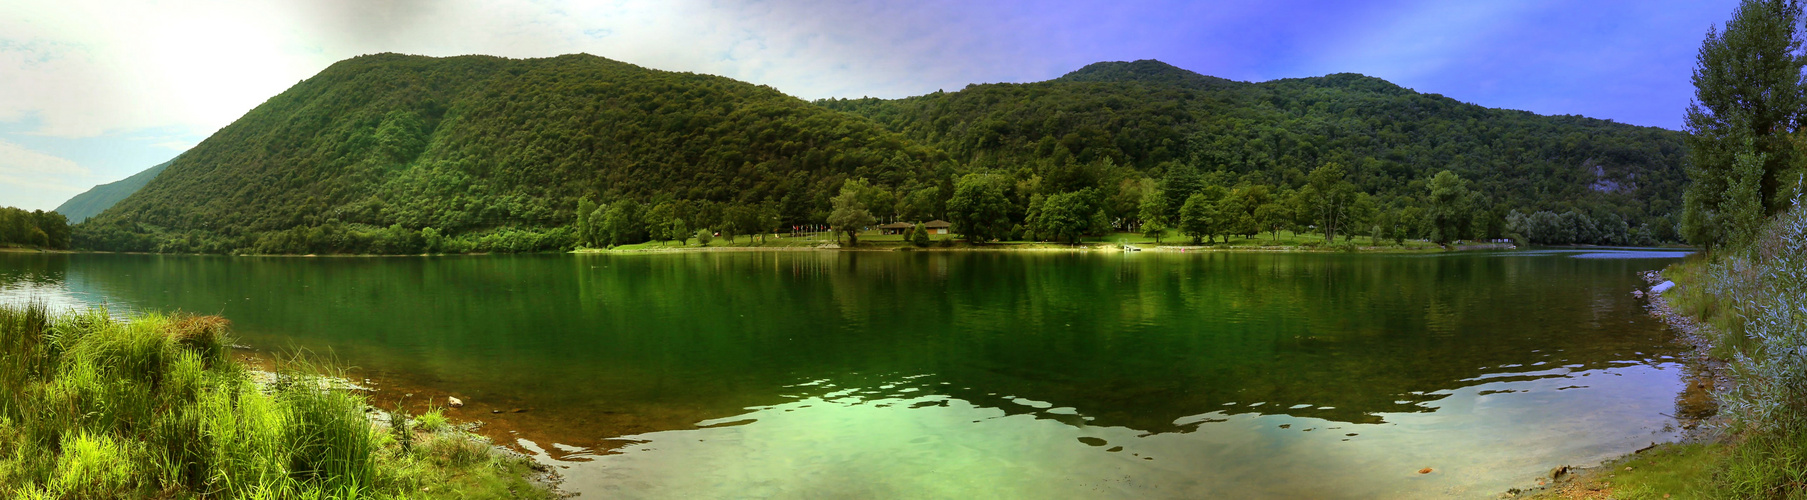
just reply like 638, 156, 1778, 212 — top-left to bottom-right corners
77, 53, 938, 253
818, 59, 1688, 235
76, 55, 1688, 254
54, 158, 174, 223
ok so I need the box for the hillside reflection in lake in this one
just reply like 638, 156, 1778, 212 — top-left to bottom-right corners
0, 249, 1690, 498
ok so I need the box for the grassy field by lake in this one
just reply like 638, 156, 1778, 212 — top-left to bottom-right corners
593, 228, 1452, 253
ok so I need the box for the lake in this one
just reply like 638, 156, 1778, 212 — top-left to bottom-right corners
0, 249, 1695, 498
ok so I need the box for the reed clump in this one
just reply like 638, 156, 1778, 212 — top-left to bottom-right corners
0, 303, 554, 499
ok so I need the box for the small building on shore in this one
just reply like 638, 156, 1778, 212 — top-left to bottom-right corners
877, 222, 914, 235
924, 220, 951, 235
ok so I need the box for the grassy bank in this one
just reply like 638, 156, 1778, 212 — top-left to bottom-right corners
0, 303, 555, 499
588, 228, 1452, 253
1538, 204, 1807, 499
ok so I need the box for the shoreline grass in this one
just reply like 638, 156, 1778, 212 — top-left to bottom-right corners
0, 302, 557, 499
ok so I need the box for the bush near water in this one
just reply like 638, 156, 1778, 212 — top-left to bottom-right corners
1637, 203, 1807, 498
0, 302, 553, 499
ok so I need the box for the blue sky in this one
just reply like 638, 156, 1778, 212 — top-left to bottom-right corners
0, 0, 1738, 211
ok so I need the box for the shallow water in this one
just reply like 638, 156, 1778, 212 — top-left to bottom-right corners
0, 249, 1693, 498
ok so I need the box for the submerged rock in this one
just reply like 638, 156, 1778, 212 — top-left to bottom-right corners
448, 396, 464, 408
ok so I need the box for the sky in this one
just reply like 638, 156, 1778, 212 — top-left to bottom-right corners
0, 0, 1739, 211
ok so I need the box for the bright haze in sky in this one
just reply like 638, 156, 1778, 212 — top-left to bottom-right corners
0, 0, 1737, 211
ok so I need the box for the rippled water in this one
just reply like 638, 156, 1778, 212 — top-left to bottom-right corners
0, 249, 1693, 498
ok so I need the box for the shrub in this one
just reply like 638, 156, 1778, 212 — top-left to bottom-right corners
415, 406, 450, 433
0, 303, 552, 498
50, 432, 139, 497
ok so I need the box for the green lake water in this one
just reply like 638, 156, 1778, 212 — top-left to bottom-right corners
0, 249, 1695, 498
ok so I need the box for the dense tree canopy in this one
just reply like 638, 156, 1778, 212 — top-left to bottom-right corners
69, 54, 1689, 253
76, 53, 939, 254
822, 59, 1689, 245
1683, 0, 1807, 249
0, 208, 69, 250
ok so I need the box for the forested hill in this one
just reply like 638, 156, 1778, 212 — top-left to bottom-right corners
818, 59, 1688, 238
77, 55, 1688, 254
77, 53, 940, 253
54, 158, 174, 223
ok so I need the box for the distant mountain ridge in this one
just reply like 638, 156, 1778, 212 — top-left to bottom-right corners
1054, 59, 1245, 90
77, 53, 934, 253
75, 55, 1688, 253
54, 158, 175, 223
819, 59, 1686, 231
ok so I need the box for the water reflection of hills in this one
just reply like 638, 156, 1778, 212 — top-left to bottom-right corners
0, 250, 1686, 438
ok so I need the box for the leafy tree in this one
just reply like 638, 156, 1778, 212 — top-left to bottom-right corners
723, 205, 762, 244
664, 217, 690, 244
421, 227, 444, 253
1393, 207, 1424, 244
910, 222, 931, 247
828, 183, 876, 245
643, 202, 682, 243
1109, 177, 1152, 230
1425, 170, 1473, 244
1161, 161, 1202, 221
1725, 144, 1771, 246
842, 178, 897, 222
575, 198, 599, 247
758, 203, 782, 243
694, 228, 713, 246
946, 174, 1012, 243
1038, 191, 1093, 244
899, 186, 943, 222
1179, 192, 1217, 244
600, 200, 647, 247
0, 207, 71, 250
1223, 184, 1271, 238
1138, 187, 1168, 243
1254, 202, 1288, 241
1684, 0, 1807, 250
1300, 163, 1359, 243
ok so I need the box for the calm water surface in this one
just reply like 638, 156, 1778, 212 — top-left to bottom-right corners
0, 249, 1693, 498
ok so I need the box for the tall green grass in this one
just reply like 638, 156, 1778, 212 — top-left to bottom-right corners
0, 302, 553, 499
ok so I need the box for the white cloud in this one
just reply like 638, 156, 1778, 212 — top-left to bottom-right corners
0, 139, 93, 210
0, 0, 1098, 144
0, 139, 87, 177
